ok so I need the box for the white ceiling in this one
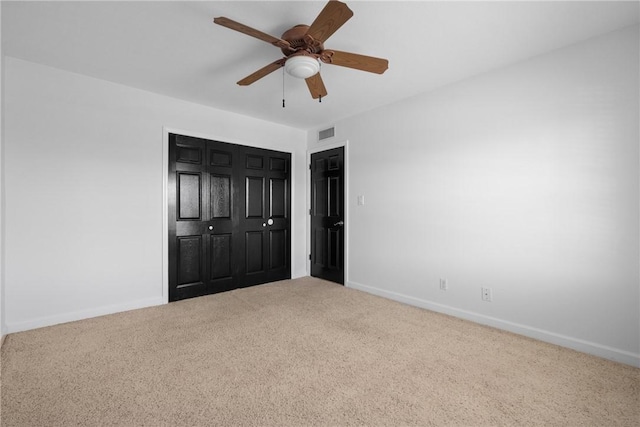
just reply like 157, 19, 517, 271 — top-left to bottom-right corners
3, 1, 639, 130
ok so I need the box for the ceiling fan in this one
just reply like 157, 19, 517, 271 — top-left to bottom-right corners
213, 0, 389, 100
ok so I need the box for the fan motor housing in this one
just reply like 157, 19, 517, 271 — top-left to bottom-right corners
281, 24, 324, 56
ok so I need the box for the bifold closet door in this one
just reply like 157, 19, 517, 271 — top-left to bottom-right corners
168, 134, 291, 302
238, 145, 291, 288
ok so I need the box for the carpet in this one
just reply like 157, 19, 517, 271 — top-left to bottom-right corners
1, 277, 638, 426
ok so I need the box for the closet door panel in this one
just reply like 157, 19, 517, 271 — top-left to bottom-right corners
169, 134, 290, 301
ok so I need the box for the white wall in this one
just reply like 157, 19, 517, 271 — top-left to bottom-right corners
310, 25, 640, 366
0, 3, 5, 341
4, 57, 307, 332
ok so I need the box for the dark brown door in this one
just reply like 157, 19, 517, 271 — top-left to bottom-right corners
168, 134, 291, 301
310, 147, 345, 284
238, 145, 291, 288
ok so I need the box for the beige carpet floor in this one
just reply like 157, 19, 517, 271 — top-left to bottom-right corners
1, 277, 638, 426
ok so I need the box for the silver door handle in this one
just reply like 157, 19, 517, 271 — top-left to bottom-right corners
333, 221, 344, 227
208, 225, 214, 231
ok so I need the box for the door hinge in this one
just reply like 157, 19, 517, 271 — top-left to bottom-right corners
309, 254, 311, 261
309, 208, 312, 215
309, 164, 312, 170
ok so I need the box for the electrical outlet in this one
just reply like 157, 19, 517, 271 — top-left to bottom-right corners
439, 278, 448, 290
481, 287, 492, 302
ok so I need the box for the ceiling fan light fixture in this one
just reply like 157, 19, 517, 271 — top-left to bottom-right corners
284, 55, 320, 79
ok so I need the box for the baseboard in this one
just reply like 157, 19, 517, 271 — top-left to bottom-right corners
6, 296, 165, 334
347, 280, 640, 368
292, 271, 308, 280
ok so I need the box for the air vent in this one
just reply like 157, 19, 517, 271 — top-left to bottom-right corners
318, 126, 335, 141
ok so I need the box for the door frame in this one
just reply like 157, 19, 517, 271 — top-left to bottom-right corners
162, 127, 296, 304
307, 140, 349, 285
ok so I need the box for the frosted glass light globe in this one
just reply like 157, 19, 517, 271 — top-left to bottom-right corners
284, 56, 320, 79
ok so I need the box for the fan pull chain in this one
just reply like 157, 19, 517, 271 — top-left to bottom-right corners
282, 67, 286, 108
318, 62, 322, 103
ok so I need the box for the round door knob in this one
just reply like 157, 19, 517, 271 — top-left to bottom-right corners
267, 218, 274, 226
208, 225, 214, 230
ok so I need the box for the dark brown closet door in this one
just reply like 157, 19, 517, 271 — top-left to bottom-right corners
168, 134, 291, 302
238, 146, 291, 287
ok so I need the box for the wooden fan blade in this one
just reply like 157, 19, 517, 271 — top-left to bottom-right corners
214, 17, 291, 50
323, 50, 388, 74
237, 59, 286, 86
305, 73, 328, 99
306, 1, 353, 44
